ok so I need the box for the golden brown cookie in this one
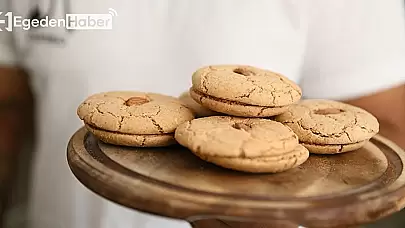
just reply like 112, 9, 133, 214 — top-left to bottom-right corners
190, 65, 302, 117
178, 91, 219, 117
77, 91, 195, 147
175, 116, 309, 173
275, 99, 379, 154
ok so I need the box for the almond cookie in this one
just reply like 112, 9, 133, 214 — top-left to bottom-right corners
174, 116, 309, 173
190, 65, 302, 117
77, 91, 195, 147
275, 99, 379, 154
179, 91, 219, 117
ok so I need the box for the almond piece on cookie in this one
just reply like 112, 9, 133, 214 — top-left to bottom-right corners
274, 99, 380, 154
175, 116, 309, 173
189, 65, 302, 117
77, 91, 195, 147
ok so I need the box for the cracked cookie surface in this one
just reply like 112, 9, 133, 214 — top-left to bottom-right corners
179, 91, 219, 117
191, 65, 302, 107
275, 99, 379, 148
174, 116, 299, 158
77, 91, 195, 135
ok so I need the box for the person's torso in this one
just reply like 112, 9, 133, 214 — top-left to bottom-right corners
7, 1, 309, 228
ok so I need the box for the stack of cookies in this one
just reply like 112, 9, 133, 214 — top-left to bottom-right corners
76, 65, 380, 174
175, 116, 309, 173
188, 65, 302, 117
274, 99, 380, 154
77, 91, 195, 147
175, 65, 310, 173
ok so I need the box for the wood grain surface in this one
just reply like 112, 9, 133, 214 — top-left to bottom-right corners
67, 127, 405, 228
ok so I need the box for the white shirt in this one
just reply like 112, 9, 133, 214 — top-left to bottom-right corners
1, 1, 405, 228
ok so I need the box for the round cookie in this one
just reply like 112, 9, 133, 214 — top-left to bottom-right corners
175, 116, 308, 173
178, 91, 219, 117
77, 91, 195, 147
274, 99, 379, 154
190, 65, 302, 117
175, 116, 300, 158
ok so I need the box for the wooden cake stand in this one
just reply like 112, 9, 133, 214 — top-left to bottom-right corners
67, 127, 405, 228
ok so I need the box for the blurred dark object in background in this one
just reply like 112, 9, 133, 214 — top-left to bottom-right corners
0, 67, 35, 228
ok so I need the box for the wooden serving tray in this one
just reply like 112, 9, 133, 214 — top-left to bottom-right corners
67, 127, 405, 228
